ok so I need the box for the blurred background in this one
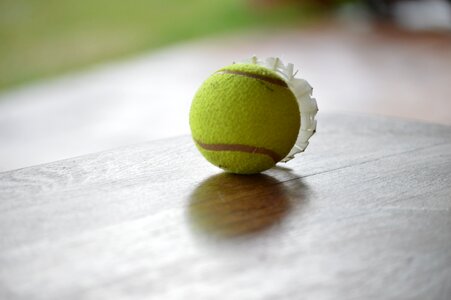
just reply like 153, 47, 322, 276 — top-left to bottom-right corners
0, 0, 450, 171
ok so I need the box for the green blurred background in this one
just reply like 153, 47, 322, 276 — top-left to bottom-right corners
0, 0, 339, 90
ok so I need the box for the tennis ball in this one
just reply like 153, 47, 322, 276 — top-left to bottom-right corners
189, 63, 300, 174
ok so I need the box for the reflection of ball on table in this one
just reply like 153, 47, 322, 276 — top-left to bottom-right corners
188, 173, 290, 237
189, 63, 300, 174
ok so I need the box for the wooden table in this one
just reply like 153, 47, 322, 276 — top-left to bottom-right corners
1, 113, 450, 299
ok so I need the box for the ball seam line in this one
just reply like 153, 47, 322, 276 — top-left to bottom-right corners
195, 139, 281, 163
216, 70, 288, 88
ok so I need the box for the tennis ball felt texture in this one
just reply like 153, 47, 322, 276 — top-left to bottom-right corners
190, 63, 300, 174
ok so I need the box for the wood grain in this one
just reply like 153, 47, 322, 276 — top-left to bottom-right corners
1, 113, 450, 300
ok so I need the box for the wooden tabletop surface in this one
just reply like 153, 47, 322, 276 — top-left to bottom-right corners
1, 113, 450, 299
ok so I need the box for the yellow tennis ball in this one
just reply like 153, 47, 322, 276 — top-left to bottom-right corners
189, 63, 300, 174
